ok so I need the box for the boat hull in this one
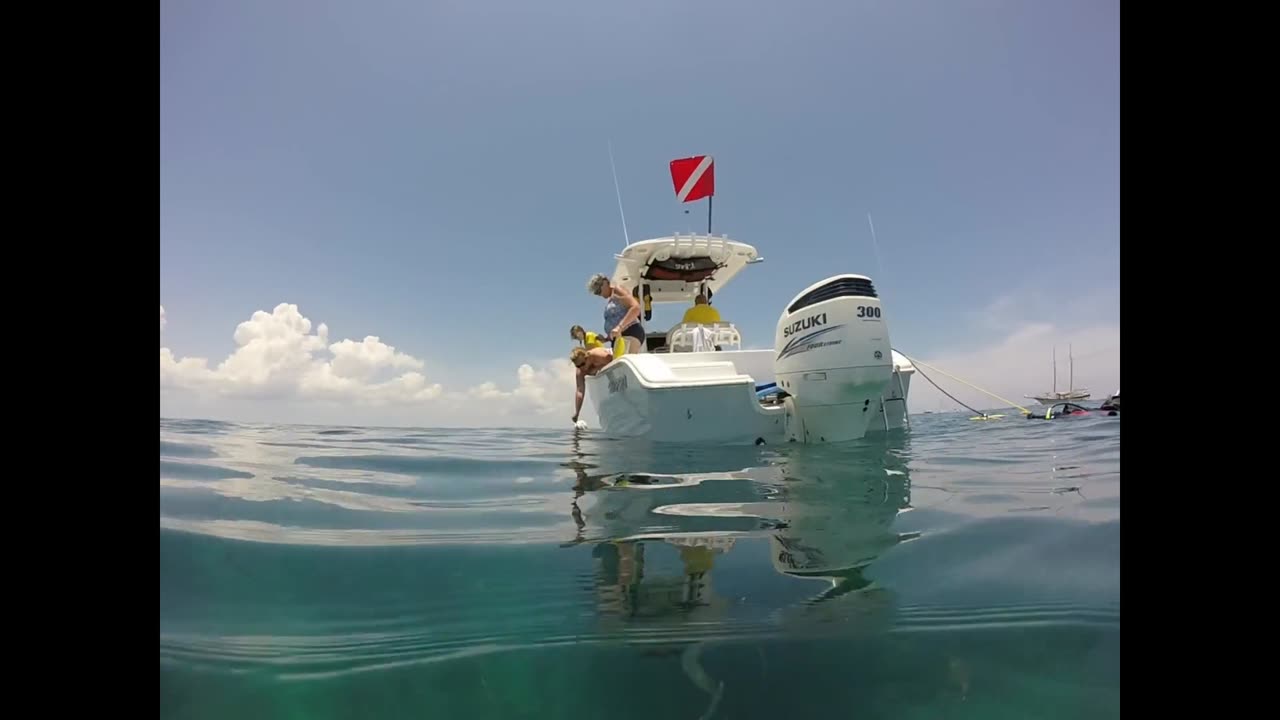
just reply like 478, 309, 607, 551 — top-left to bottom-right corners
585, 349, 914, 445
587, 351, 786, 445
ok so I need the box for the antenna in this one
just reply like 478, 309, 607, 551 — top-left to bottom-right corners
867, 212, 888, 309
607, 140, 630, 248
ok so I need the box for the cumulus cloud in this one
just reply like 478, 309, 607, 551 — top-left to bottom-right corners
459, 359, 579, 419
160, 306, 166, 331
905, 290, 1119, 414
160, 303, 442, 406
159, 302, 585, 426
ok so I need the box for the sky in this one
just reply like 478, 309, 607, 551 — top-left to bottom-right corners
160, 0, 1119, 427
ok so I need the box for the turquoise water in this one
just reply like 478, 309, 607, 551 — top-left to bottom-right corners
160, 413, 1119, 719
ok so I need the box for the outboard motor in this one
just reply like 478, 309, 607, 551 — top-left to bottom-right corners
775, 275, 894, 443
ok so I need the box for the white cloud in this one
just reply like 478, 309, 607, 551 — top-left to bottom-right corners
904, 290, 1119, 414
329, 337, 423, 380
160, 302, 587, 427
160, 306, 166, 331
458, 359, 580, 419
160, 303, 442, 406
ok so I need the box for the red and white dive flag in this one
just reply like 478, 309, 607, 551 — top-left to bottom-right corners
669, 155, 715, 203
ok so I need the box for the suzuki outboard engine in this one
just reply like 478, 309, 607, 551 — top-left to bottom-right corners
774, 274, 894, 443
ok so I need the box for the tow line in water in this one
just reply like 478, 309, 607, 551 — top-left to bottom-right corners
893, 350, 1033, 421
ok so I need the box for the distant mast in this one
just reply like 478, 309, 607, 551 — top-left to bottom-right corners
1025, 343, 1090, 404
669, 155, 716, 233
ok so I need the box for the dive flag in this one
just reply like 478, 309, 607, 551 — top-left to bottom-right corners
669, 155, 715, 203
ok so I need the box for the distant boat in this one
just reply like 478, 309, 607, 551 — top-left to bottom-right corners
1025, 344, 1090, 405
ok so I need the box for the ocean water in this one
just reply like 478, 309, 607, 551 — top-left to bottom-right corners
160, 412, 1120, 719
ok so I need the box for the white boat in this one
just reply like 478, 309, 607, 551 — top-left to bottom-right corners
583, 232, 913, 445
1025, 344, 1090, 405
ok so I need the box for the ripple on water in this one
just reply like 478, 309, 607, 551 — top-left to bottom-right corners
159, 440, 219, 459
160, 460, 253, 481
160, 413, 1119, 718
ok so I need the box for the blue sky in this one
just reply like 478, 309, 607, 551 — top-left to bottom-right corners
161, 0, 1119, 425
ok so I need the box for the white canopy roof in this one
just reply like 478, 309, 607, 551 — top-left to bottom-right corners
609, 233, 762, 304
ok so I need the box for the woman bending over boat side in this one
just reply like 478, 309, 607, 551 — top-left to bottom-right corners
570, 346, 612, 424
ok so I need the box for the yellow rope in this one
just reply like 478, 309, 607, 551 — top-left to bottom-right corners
897, 352, 1033, 416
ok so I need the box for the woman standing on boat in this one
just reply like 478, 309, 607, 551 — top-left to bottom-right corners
586, 273, 645, 355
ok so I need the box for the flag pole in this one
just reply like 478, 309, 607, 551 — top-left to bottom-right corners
707, 196, 713, 234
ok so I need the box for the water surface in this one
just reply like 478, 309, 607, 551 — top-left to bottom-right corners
160, 413, 1120, 719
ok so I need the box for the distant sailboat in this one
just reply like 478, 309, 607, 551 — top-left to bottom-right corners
1025, 345, 1090, 405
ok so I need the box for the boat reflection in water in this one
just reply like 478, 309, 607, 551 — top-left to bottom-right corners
559, 431, 920, 714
